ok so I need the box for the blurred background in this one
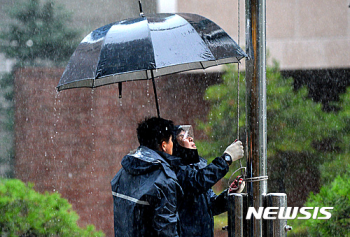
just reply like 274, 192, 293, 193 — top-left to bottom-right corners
0, 0, 349, 236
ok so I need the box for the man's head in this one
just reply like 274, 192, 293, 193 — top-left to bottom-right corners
175, 126, 196, 149
137, 117, 174, 155
172, 125, 199, 165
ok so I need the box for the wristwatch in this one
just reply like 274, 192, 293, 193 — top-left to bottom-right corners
223, 153, 232, 165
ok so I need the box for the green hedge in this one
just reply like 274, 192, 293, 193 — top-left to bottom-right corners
0, 179, 104, 236
289, 171, 350, 236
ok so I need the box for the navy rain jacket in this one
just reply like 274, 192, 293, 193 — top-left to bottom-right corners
111, 146, 183, 237
175, 156, 229, 237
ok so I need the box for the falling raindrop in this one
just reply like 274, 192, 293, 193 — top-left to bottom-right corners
202, 69, 207, 79
26, 39, 33, 47
51, 89, 61, 185
146, 79, 150, 97
52, 90, 61, 143
90, 89, 96, 177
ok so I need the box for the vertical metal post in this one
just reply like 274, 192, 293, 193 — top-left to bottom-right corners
228, 193, 244, 236
245, 0, 267, 236
266, 194, 289, 237
228, 193, 250, 237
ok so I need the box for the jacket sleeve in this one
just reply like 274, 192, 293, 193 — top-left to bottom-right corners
175, 157, 229, 195
208, 189, 229, 216
152, 182, 180, 237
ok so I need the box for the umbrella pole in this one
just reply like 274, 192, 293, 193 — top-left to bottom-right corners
138, 0, 144, 17
151, 70, 161, 118
118, 82, 122, 98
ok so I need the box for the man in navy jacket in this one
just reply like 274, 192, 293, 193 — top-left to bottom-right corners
111, 117, 182, 237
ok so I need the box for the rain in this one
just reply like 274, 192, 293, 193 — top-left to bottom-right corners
0, 0, 349, 237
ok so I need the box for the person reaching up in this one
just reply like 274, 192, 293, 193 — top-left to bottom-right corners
172, 125, 245, 237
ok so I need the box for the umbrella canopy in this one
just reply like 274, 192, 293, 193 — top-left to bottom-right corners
57, 13, 247, 91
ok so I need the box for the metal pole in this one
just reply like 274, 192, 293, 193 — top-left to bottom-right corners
266, 193, 291, 237
228, 193, 244, 236
245, 0, 267, 236
228, 193, 249, 237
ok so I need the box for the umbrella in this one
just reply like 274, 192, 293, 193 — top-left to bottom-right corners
57, 6, 247, 117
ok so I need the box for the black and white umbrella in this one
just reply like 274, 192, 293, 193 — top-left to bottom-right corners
57, 9, 247, 116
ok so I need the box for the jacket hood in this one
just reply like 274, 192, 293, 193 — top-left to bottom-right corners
121, 146, 177, 180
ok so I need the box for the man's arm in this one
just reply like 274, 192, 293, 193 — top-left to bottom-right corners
208, 189, 228, 216
175, 140, 244, 195
175, 157, 229, 195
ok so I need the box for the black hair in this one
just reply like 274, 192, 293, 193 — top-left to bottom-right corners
137, 117, 174, 151
174, 126, 184, 137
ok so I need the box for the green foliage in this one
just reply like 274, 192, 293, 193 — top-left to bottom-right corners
308, 87, 350, 186
0, 72, 14, 132
289, 172, 350, 237
196, 64, 247, 160
0, 0, 80, 66
0, 179, 104, 236
197, 60, 350, 198
199, 61, 350, 234
198, 61, 338, 157
0, 72, 14, 178
198, 62, 322, 182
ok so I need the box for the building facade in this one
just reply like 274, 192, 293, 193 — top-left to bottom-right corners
1, 0, 349, 71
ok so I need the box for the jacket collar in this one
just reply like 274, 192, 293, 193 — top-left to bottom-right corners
155, 150, 183, 167
124, 146, 178, 180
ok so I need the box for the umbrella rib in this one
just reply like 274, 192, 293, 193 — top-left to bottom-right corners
200, 62, 205, 70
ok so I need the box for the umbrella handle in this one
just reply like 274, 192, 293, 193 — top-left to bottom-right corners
138, 0, 144, 17
118, 82, 122, 98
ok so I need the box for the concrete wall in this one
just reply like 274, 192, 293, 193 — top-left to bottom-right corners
177, 0, 350, 70
57, 0, 157, 35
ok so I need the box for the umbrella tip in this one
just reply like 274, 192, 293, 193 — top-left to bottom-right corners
138, 0, 145, 17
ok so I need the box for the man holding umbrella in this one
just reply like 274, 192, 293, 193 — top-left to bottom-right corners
111, 117, 182, 237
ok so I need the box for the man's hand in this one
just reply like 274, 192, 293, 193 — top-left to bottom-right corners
224, 140, 244, 162
229, 176, 245, 193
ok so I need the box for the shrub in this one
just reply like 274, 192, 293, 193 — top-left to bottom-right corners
289, 171, 350, 237
0, 179, 104, 236
303, 173, 350, 236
